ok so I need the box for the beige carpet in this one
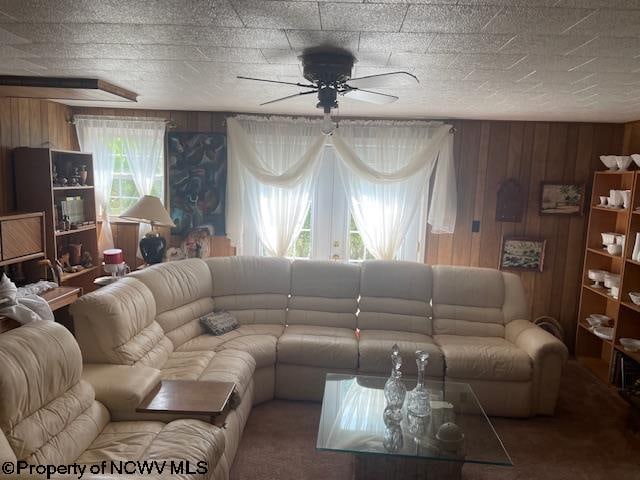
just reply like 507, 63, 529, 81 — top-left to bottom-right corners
230, 361, 640, 480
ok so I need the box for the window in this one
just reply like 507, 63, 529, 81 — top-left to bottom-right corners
108, 139, 164, 216
287, 210, 312, 259
347, 216, 374, 263
244, 147, 424, 262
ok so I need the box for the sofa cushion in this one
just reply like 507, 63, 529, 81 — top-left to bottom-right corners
358, 330, 444, 377
288, 260, 360, 329
434, 335, 532, 382
161, 349, 256, 398
277, 325, 358, 369
71, 277, 173, 367
77, 419, 226, 475
432, 266, 507, 337
358, 260, 432, 335
207, 256, 291, 325
177, 324, 283, 369
129, 259, 215, 350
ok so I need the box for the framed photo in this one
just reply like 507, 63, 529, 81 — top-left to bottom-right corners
540, 182, 585, 216
167, 132, 227, 237
499, 236, 546, 272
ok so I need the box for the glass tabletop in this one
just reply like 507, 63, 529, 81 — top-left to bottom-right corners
316, 374, 512, 467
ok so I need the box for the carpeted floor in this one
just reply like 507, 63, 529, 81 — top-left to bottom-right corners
229, 361, 640, 480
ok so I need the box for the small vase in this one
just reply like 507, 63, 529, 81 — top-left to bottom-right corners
79, 165, 88, 186
383, 344, 406, 422
406, 350, 431, 419
633, 233, 640, 261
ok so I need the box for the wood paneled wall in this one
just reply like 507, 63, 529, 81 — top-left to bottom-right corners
0, 99, 77, 212
426, 120, 625, 347
4, 101, 630, 346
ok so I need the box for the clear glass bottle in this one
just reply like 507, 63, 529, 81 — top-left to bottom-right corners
383, 344, 406, 421
406, 350, 431, 419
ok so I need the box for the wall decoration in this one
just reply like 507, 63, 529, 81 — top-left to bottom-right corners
540, 182, 584, 216
499, 236, 546, 272
496, 178, 524, 222
167, 132, 227, 237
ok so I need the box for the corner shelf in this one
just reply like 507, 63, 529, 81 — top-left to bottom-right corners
577, 170, 640, 385
13, 147, 99, 292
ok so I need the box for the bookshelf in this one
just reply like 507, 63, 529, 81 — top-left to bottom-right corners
577, 170, 640, 385
13, 147, 99, 291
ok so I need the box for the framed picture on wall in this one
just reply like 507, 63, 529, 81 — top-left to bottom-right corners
499, 236, 546, 272
167, 132, 227, 237
540, 182, 585, 216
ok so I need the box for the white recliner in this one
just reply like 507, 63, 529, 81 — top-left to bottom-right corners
0, 322, 227, 479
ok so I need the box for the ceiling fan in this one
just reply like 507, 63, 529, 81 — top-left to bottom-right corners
237, 48, 419, 133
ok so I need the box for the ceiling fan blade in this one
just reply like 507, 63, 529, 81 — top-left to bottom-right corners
347, 72, 419, 89
260, 90, 318, 106
237, 76, 316, 89
342, 88, 398, 105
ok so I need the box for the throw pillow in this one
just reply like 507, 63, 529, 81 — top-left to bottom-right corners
200, 311, 239, 336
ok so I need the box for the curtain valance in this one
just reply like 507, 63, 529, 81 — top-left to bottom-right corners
226, 115, 457, 259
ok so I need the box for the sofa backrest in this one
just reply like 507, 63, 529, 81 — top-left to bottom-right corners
358, 260, 433, 335
288, 260, 360, 329
207, 256, 291, 325
129, 258, 214, 349
0, 322, 109, 464
431, 265, 529, 337
71, 277, 173, 368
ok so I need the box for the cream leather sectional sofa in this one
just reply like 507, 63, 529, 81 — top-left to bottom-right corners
63, 256, 567, 479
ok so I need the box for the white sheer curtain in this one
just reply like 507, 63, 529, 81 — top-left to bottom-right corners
75, 115, 166, 255
227, 116, 325, 256
118, 118, 166, 251
74, 116, 118, 252
331, 121, 456, 260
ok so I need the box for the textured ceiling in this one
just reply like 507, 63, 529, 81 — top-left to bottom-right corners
1, 0, 640, 122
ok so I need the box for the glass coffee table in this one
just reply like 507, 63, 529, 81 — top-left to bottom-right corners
317, 374, 512, 480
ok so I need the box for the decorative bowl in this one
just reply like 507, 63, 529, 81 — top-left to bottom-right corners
593, 326, 614, 341
620, 338, 640, 352
607, 243, 622, 256
587, 314, 611, 327
616, 156, 632, 171
601, 232, 617, 245
588, 269, 607, 286
600, 155, 618, 170
632, 154, 640, 168
629, 292, 640, 305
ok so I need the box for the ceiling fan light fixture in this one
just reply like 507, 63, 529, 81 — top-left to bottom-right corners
321, 112, 336, 135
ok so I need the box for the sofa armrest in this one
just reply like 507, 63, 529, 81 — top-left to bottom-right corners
506, 319, 568, 415
82, 364, 161, 418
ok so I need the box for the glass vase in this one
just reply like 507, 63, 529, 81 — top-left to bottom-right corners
383, 344, 406, 422
406, 350, 431, 419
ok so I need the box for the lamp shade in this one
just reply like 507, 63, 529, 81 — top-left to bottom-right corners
120, 195, 175, 227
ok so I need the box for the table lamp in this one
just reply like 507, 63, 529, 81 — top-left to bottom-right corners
120, 195, 175, 264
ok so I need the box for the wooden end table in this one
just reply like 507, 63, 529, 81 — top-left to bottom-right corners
136, 380, 236, 424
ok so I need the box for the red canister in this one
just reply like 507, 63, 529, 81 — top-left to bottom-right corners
103, 248, 124, 265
